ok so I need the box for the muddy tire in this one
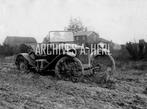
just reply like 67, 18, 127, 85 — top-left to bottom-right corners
55, 56, 84, 82
19, 62, 28, 72
16, 56, 29, 73
90, 55, 115, 83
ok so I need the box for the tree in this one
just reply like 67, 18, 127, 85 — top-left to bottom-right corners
0, 44, 14, 56
65, 18, 87, 34
126, 40, 147, 60
43, 36, 49, 43
19, 44, 33, 53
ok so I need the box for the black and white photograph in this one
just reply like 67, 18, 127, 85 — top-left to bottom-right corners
0, 0, 147, 109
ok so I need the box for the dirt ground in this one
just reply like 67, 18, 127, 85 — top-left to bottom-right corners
0, 58, 147, 109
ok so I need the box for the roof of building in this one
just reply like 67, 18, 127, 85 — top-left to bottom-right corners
74, 31, 111, 43
96, 37, 111, 43
74, 31, 98, 36
4, 36, 37, 46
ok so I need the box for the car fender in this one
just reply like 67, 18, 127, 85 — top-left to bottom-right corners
65, 51, 76, 57
15, 53, 35, 66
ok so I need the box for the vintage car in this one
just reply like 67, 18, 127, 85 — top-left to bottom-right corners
15, 31, 115, 82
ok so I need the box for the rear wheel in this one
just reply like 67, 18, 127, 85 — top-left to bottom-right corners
90, 55, 115, 83
55, 56, 84, 82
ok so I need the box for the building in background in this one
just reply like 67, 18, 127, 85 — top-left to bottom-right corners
3, 36, 37, 46
74, 31, 113, 46
74, 31, 121, 50
74, 31, 100, 44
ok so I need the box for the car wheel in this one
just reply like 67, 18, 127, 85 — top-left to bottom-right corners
19, 62, 28, 72
55, 56, 84, 82
90, 55, 115, 83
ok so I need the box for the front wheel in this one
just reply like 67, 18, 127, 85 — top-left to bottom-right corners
19, 62, 29, 73
55, 56, 84, 82
16, 56, 29, 73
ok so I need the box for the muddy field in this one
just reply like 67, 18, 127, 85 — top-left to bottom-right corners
0, 57, 147, 109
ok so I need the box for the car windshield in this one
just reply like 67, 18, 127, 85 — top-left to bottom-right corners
49, 31, 74, 42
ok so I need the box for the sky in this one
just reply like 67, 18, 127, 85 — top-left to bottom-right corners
0, 0, 147, 44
